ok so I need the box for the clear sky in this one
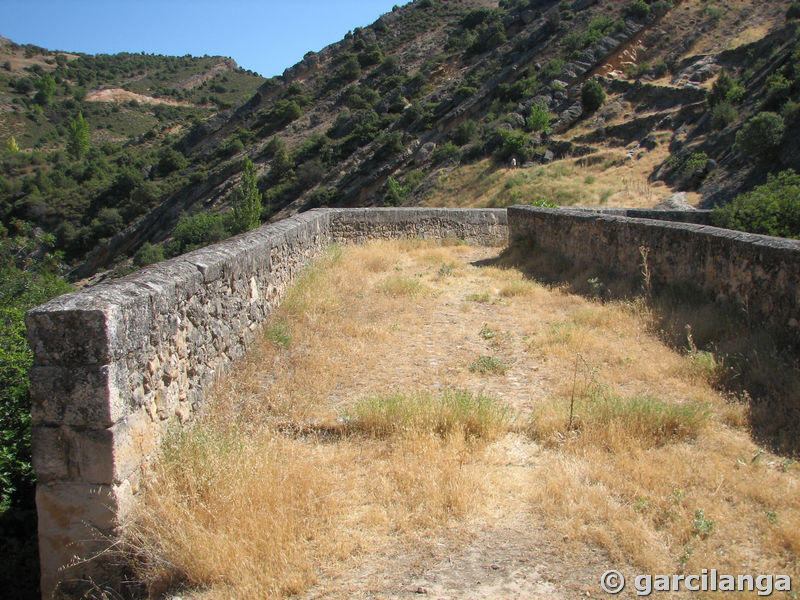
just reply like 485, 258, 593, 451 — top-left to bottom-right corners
0, 1, 405, 78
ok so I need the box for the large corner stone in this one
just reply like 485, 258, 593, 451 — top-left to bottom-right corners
37, 482, 131, 599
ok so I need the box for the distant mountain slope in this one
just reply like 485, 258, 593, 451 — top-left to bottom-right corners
2, 0, 799, 281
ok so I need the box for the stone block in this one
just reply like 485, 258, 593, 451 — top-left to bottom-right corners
36, 482, 120, 599
29, 364, 127, 428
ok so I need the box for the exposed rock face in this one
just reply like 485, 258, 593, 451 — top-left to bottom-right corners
653, 192, 697, 210
672, 55, 720, 88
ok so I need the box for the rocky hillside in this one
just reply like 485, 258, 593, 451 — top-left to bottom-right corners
2, 0, 800, 280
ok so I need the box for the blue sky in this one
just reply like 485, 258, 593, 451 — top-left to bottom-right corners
0, 1, 405, 77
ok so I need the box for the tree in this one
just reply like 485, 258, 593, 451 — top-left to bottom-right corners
6, 137, 19, 153
527, 100, 551, 133
581, 80, 606, 112
67, 112, 90, 159
230, 157, 262, 234
708, 70, 744, 107
734, 112, 785, 159
33, 73, 55, 105
712, 169, 800, 238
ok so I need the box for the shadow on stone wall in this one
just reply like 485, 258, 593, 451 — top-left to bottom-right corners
483, 240, 800, 457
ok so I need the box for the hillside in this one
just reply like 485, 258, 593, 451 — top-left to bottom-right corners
0, 35, 264, 273
2, 0, 800, 280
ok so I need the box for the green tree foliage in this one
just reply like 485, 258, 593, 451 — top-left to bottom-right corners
453, 120, 478, 145
384, 176, 406, 206
708, 71, 744, 107
155, 148, 188, 177
168, 213, 229, 256
712, 170, 800, 238
67, 112, 90, 159
581, 80, 606, 112
230, 157, 262, 234
267, 142, 295, 184
787, 2, 800, 20
624, 0, 650, 20
132, 242, 165, 268
734, 112, 785, 158
430, 142, 460, 164
527, 100, 551, 133
0, 233, 72, 513
5, 137, 19, 153
338, 55, 362, 82
711, 101, 738, 130
33, 73, 55, 105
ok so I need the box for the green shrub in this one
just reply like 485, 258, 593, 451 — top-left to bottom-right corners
132, 242, 165, 268
712, 169, 800, 239
581, 80, 605, 112
430, 142, 460, 164
0, 253, 72, 512
338, 55, 362, 82
708, 71, 744, 107
492, 128, 536, 162
358, 44, 384, 67
527, 99, 551, 133
787, 2, 800, 20
682, 152, 708, 176
169, 213, 230, 256
229, 157, 262, 234
734, 112, 785, 158
624, 0, 651, 20
764, 73, 792, 110
452, 120, 478, 145
155, 148, 188, 177
711, 101, 738, 130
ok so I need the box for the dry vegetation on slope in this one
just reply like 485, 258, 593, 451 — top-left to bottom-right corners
123, 240, 800, 599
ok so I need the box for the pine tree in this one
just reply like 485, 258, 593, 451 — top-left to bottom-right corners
67, 112, 90, 159
230, 157, 262, 234
34, 73, 56, 105
6, 136, 19, 153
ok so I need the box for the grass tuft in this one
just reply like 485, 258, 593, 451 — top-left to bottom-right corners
468, 355, 508, 375
528, 391, 712, 449
345, 389, 510, 441
376, 275, 424, 296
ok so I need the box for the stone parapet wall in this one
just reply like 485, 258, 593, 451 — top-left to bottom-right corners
568, 206, 714, 225
508, 206, 800, 331
26, 208, 508, 598
328, 207, 508, 245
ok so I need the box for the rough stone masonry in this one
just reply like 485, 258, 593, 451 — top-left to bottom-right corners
27, 205, 799, 598
26, 208, 507, 598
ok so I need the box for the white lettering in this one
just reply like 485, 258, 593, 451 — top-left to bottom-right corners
685, 574, 700, 591
634, 574, 651, 596
738, 574, 754, 591
756, 575, 772, 596
653, 575, 670, 592
776, 575, 791, 592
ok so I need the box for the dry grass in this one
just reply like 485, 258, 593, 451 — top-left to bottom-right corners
420, 148, 700, 210
122, 239, 800, 599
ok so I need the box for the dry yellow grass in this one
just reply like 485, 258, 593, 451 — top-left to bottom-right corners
421, 151, 699, 210
123, 240, 800, 599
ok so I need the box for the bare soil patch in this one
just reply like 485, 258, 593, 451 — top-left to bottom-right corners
85, 88, 194, 106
